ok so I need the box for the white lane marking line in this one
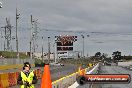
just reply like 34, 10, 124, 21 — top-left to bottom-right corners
68, 82, 79, 88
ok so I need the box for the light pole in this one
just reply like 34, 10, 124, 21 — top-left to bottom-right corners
86, 35, 90, 58
54, 36, 58, 63
81, 35, 84, 58
42, 37, 44, 62
53, 41, 57, 63
48, 37, 50, 63
81, 35, 90, 59
32, 33, 35, 58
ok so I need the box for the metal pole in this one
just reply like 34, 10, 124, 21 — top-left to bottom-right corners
54, 41, 57, 63
54, 36, 58, 63
16, 8, 20, 59
81, 35, 84, 58
86, 35, 89, 58
32, 34, 35, 58
42, 37, 44, 62
48, 37, 50, 63
83, 36, 84, 58
4, 27, 6, 51
1, 26, 6, 51
16, 8, 18, 57
30, 15, 32, 59
1, 30, 2, 50
30, 41, 32, 59
4, 41, 5, 51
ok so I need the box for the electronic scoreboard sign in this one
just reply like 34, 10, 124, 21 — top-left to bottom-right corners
55, 35, 77, 51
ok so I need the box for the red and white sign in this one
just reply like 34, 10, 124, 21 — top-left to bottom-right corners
85, 74, 130, 83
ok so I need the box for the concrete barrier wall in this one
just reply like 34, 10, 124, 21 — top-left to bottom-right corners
52, 72, 79, 88
118, 61, 132, 67
52, 64, 99, 88
68, 63, 99, 88
52, 67, 90, 88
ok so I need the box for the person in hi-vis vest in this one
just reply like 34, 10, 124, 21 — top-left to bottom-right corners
17, 62, 38, 88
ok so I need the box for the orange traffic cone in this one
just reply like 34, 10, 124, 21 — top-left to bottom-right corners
41, 64, 52, 88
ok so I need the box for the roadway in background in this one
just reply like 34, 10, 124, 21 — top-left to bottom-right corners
77, 65, 132, 88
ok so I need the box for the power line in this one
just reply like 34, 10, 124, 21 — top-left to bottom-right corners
12, 25, 132, 36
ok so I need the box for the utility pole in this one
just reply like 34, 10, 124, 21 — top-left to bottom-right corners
42, 37, 44, 62
16, 8, 20, 59
30, 15, 33, 59
5, 18, 13, 51
0, 29, 2, 50
1, 26, 6, 51
32, 34, 35, 58
34, 20, 38, 53
53, 41, 57, 63
55, 41, 57, 63
81, 35, 84, 58
30, 16, 38, 58
48, 37, 50, 63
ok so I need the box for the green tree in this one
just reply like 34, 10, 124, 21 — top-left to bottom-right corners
112, 51, 121, 62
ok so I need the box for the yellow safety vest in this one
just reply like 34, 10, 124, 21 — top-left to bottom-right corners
20, 70, 35, 88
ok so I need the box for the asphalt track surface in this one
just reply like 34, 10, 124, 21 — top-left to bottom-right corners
8, 64, 78, 88
77, 65, 132, 88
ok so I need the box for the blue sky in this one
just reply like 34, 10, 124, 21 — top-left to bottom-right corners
0, 0, 132, 56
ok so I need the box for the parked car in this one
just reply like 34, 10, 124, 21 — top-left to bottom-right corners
50, 62, 64, 66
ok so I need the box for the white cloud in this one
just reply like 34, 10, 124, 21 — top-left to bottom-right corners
0, 0, 132, 56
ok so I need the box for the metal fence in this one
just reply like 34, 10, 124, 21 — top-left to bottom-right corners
0, 58, 35, 66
